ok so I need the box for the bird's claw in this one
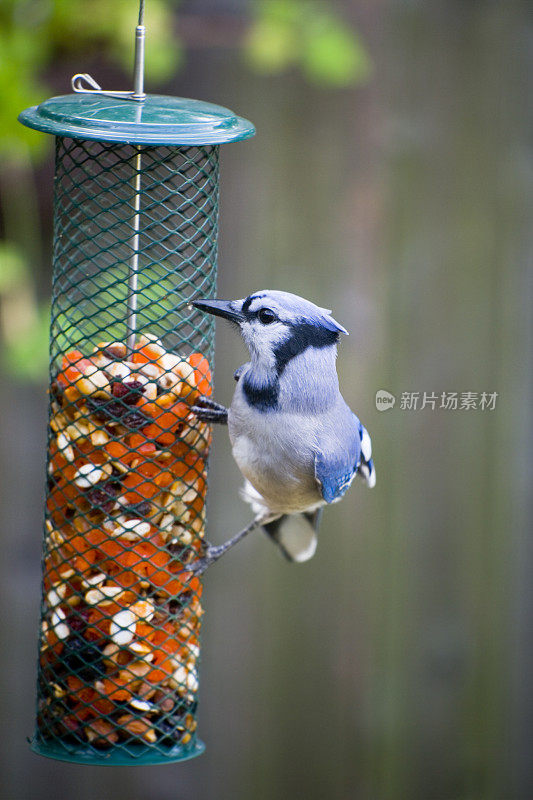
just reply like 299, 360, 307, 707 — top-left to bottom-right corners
191, 396, 228, 424
189, 542, 228, 576
189, 514, 272, 575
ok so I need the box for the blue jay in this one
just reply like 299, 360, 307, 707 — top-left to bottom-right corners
190, 290, 375, 569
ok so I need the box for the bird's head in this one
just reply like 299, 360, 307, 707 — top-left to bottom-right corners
192, 290, 348, 375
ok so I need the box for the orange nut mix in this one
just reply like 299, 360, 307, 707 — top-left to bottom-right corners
38, 336, 210, 750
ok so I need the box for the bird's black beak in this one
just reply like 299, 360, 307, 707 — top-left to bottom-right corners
191, 299, 244, 324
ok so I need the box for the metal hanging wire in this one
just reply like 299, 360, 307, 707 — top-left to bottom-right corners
73, 0, 147, 357
127, 130, 143, 355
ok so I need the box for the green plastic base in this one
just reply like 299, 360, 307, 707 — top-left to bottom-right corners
30, 736, 205, 766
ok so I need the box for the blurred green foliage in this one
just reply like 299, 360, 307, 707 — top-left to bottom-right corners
0, 0, 181, 161
0, 241, 50, 379
244, 0, 371, 86
0, 0, 370, 381
0, 0, 182, 378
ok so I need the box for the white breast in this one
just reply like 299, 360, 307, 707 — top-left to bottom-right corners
228, 391, 322, 514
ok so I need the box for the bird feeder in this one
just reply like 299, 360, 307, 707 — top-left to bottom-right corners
18, 4, 254, 766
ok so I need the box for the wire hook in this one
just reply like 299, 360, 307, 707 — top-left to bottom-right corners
71, 73, 139, 100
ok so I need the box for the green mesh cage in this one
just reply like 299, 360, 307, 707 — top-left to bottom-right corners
18, 94, 254, 766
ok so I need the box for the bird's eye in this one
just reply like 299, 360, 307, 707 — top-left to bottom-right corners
258, 308, 277, 325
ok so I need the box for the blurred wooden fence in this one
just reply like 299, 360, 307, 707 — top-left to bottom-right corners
1, 2, 532, 799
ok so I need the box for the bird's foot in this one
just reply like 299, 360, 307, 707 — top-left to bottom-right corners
190, 513, 277, 575
191, 396, 228, 424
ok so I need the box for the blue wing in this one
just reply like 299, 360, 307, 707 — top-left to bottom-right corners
314, 411, 375, 504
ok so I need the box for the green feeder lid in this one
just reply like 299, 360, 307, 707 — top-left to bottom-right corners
18, 93, 255, 145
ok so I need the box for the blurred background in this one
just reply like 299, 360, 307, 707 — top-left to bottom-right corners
1, 1, 532, 798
